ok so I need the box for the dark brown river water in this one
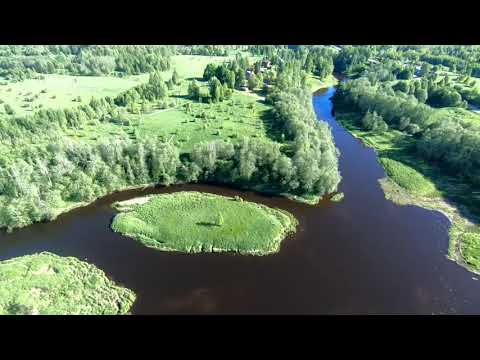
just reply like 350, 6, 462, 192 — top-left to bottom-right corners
1, 86, 480, 314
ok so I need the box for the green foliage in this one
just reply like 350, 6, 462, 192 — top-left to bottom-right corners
248, 74, 259, 90
176, 45, 235, 56
418, 120, 480, 187
330, 192, 344, 202
0, 45, 172, 81
0, 252, 135, 315
188, 80, 200, 100
332, 45, 480, 272
427, 87, 463, 108
171, 68, 180, 85
0, 50, 341, 232
397, 68, 413, 80
4, 103, 14, 115
461, 231, 480, 269
361, 110, 389, 133
208, 76, 224, 102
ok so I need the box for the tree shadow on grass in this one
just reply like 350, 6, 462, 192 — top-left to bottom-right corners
170, 94, 190, 100
196, 221, 220, 227
185, 77, 204, 82
260, 108, 283, 143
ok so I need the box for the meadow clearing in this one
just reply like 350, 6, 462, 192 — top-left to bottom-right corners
0, 74, 148, 116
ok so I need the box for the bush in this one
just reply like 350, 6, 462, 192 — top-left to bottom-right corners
4, 103, 14, 115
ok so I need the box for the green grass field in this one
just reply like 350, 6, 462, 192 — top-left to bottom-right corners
168, 55, 231, 80
0, 54, 239, 117
0, 74, 148, 116
0, 252, 136, 315
432, 107, 480, 126
161, 54, 260, 82
111, 191, 298, 255
134, 92, 274, 152
15, 54, 273, 153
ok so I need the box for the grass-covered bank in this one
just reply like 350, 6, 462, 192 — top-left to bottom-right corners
307, 74, 338, 93
111, 191, 298, 255
0, 252, 136, 315
335, 110, 480, 273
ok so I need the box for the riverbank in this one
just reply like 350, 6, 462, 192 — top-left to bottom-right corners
334, 110, 480, 274
307, 74, 338, 93
111, 191, 298, 255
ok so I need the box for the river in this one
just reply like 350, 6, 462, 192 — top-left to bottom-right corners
1, 86, 480, 314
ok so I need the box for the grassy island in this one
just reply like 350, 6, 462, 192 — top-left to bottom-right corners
0, 252, 136, 315
111, 191, 298, 255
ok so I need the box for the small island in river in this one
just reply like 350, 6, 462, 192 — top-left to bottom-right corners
111, 191, 298, 255
0, 252, 136, 315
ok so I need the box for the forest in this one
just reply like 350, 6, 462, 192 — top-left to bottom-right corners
0, 45, 341, 231
0, 45, 173, 80
332, 48, 480, 188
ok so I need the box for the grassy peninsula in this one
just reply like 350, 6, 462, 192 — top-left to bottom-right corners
0, 252, 136, 315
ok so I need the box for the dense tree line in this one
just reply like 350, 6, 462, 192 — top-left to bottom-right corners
333, 78, 434, 134
114, 71, 169, 108
333, 48, 480, 188
0, 136, 181, 231
202, 56, 254, 90
176, 45, 246, 56
418, 119, 480, 186
0, 45, 173, 80
303, 47, 335, 79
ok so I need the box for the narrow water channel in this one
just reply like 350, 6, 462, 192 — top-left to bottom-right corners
1, 87, 479, 314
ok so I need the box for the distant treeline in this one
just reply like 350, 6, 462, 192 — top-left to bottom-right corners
176, 45, 248, 56
0, 45, 173, 80
333, 68, 480, 188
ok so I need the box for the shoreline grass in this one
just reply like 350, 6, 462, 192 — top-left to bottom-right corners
283, 192, 322, 205
0, 252, 136, 315
335, 110, 480, 274
111, 191, 298, 255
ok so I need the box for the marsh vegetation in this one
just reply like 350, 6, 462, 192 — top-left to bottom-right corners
111, 191, 298, 255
